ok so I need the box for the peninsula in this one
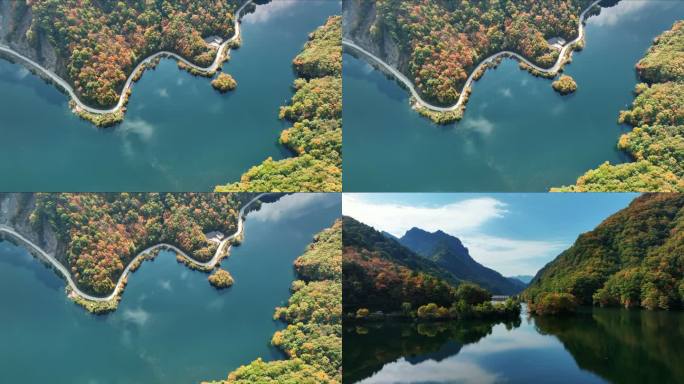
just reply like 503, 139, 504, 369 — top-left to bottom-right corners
216, 15, 342, 192
343, 0, 601, 123
205, 219, 342, 384
0, 192, 266, 312
554, 20, 684, 192
0, 0, 253, 126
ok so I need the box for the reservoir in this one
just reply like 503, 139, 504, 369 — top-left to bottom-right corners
343, 0, 684, 191
0, 193, 341, 383
0, 0, 339, 191
344, 305, 684, 384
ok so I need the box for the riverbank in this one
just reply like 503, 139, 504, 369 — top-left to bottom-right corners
0, 0, 252, 127
0, 193, 265, 313
342, 0, 601, 124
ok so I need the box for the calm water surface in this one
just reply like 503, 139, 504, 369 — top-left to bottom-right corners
343, 0, 684, 191
0, 0, 339, 191
0, 193, 341, 383
344, 305, 684, 384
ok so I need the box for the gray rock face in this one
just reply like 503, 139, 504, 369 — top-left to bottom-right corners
0, 194, 63, 263
0, 3, 60, 75
343, 0, 406, 73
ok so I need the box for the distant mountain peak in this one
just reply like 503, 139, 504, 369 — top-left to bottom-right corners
398, 226, 524, 295
400, 227, 468, 257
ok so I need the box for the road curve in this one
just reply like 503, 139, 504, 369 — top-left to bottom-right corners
0, 0, 253, 115
342, 0, 601, 113
0, 193, 265, 303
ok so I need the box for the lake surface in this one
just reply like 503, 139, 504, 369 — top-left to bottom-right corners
344, 305, 684, 384
0, 0, 339, 191
343, 0, 684, 191
0, 193, 341, 384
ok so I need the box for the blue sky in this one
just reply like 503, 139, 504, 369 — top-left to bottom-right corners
343, 193, 638, 276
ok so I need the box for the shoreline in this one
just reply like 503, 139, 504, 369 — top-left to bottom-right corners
0, 193, 265, 313
342, 0, 601, 122
0, 0, 253, 125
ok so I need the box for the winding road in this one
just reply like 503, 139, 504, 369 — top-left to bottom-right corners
0, 193, 265, 303
0, 0, 253, 115
342, 0, 601, 112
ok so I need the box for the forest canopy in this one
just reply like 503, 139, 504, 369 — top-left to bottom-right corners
29, 193, 255, 295
20, 0, 242, 107
343, 216, 519, 321
216, 16, 342, 192
525, 193, 684, 312
348, 0, 595, 105
206, 220, 342, 384
555, 21, 684, 192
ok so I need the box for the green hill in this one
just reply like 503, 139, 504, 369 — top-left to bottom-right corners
398, 227, 525, 295
525, 193, 684, 311
343, 216, 519, 320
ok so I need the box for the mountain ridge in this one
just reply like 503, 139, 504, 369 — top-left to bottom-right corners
398, 227, 525, 295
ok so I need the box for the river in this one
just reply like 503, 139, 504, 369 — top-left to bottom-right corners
0, 193, 341, 383
344, 305, 684, 384
343, 0, 684, 191
0, 0, 339, 191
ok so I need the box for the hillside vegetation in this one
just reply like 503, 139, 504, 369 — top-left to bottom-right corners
398, 227, 526, 295
16, 0, 242, 107
216, 16, 342, 192
207, 220, 342, 384
28, 193, 254, 295
348, 0, 594, 106
526, 193, 684, 312
343, 216, 519, 320
555, 21, 684, 192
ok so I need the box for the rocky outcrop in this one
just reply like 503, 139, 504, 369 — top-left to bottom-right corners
0, 193, 64, 264
0, 2, 60, 76
342, 0, 406, 73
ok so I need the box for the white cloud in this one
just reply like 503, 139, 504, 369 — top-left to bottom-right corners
206, 297, 225, 311
15, 67, 29, 79
251, 193, 339, 222
156, 88, 169, 98
589, 0, 651, 27
461, 234, 567, 276
343, 195, 569, 276
159, 279, 172, 291
118, 118, 156, 142
358, 357, 499, 384
342, 195, 507, 237
499, 88, 513, 98
122, 307, 150, 327
462, 325, 556, 355
461, 116, 495, 135
243, 0, 299, 25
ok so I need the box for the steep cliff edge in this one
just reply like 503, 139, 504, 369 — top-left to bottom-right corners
0, 193, 64, 265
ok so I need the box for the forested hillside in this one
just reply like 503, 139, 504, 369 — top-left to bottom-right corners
555, 21, 684, 192
343, 216, 519, 320
398, 227, 526, 295
207, 220, 342, 384
10, 0, 243, 107
216, 15, 342, 192
346, 0, 595, 106
526, 193, 684, 311
27, 193, 255, 295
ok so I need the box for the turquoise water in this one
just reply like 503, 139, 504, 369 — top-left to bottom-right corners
344, 305, 684, 384
0, 0, 339, 191
0, 193, 341, 383
343, 1, 684, 191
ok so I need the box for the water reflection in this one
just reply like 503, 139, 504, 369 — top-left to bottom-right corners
345, 307, 684, 384
343, 318, 521, 384
535, 308, 684, 384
